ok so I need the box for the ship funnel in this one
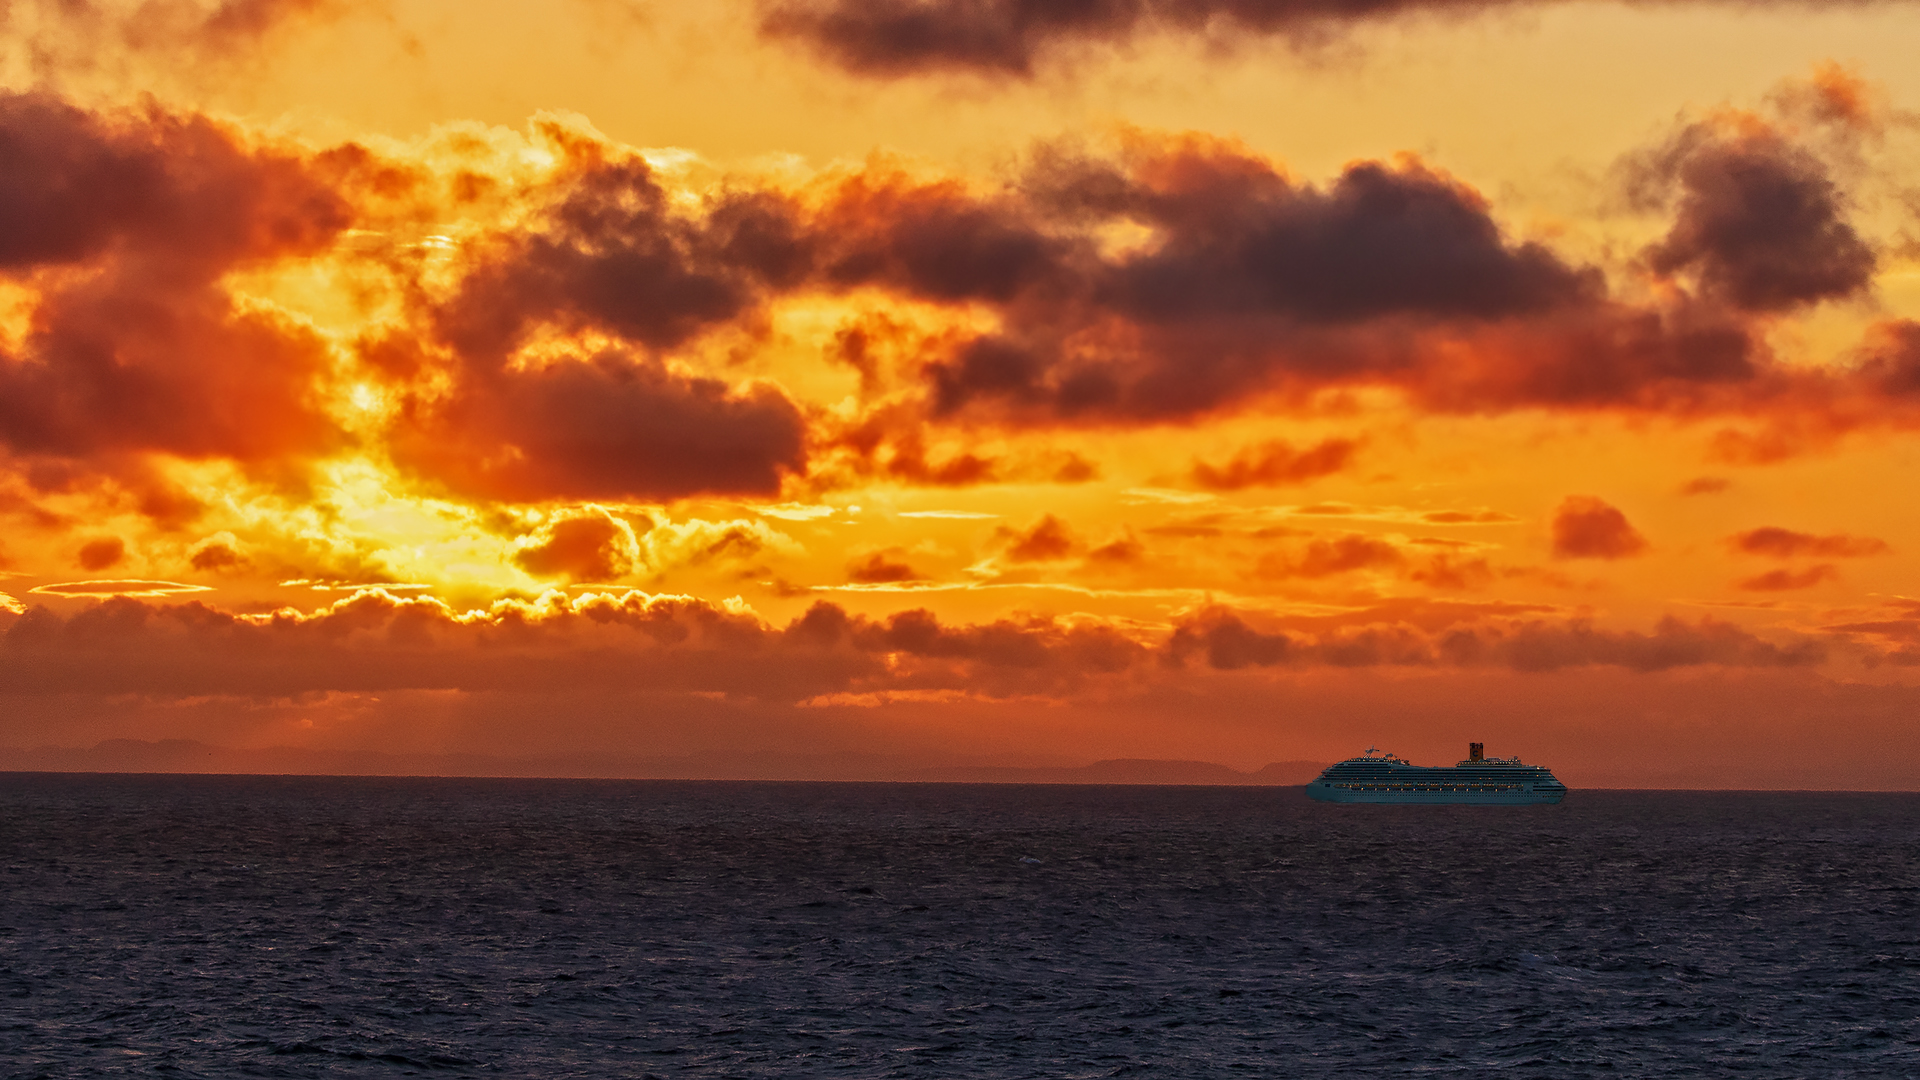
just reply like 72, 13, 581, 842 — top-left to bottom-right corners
1469, 742, 1484, 761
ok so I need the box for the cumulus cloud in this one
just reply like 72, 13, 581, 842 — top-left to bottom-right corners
388, 350, 809, 503
2, 80, 1909, 553
435, 138, 813, 359
814, 168, 1071, 304
367, 129, 817, 503
828, 136, 1813, 426
511, 509, 643, 582
1633, 115, 1875, 312
801, 141, 1613, 428
0, 93, 352, 474
1550, 496, 1648, 560
1084, 154, 1598, 325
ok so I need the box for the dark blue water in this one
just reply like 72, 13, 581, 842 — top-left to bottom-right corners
1, 775, 1917, 1078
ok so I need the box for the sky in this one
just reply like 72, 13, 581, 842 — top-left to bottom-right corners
4, 0, 1920, 787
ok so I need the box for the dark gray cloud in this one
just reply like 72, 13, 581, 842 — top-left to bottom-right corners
0, 93, 352, 473
1636, 122, 1876, 311
758, 0, 1901, 80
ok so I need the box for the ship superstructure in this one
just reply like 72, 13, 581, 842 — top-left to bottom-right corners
1305, 743, 1566, 805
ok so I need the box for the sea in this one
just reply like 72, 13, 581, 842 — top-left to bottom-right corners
1, 774, 1916, 1078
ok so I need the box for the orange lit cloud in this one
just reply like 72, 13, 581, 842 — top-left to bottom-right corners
1550, 496, 1649, 560
0, 590, 1840, 707
0, 93, 351, 476
1736, 564, 1841, 592
1727, 527, 1891, 559
30, 580, 213, 597
1165, 603, 1823, 673
511, 509, 645, 583
1190, 437, 1360, 490
846, 550, 925, 582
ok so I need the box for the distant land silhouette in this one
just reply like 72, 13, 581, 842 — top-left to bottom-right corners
0, 740, 1332, 785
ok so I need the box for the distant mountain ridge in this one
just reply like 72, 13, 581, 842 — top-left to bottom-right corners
0, 740, 1331, 785
912, 758, 1331, 785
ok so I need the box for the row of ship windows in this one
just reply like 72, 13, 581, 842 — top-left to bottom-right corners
1331, 783, 1526, 792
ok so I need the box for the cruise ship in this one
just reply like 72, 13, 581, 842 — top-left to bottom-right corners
1306, 744, 1566, 805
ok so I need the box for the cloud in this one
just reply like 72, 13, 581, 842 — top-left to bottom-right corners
847, 551, 924, 582
1259, 533, 1405, 579
871, 137, 1797, 425
387, 350, 809, 502
77, 537, 126, 571
1857, 320, 1920, 398
756, 0, 1889, 81
898, 510, 999, 519
1082, 152, 1598, 325
824, 413, 1001, 487
0, 93, 352, 474
3, 82, 1910, 553
1631, 113, 1875, 312
189, 540, 247, 572
999, 514, 1077, 561
435, 136, 813, 359
512, 509, 643, 582
0, 590, 1840, 726
1419, 509, 1517, 524
1250, 531, 1499, 588
798, 140, 1617, 427
1680, 476, 1732, 496
2, 0, 386, 84
0, 591, 1149, 702
1823, 599, 1920, 665
1190, 437, 1359, 490
1736, 564, 1840, 591
1550, 496, 1648, 560
815, 168, 1071, 304
758, 0, 1136, 79
1727, 527, 1890, 558
1408, 552, 1496, 591
364, 126, 821, 503
1167, 605, 1824, 673
29, 580, 212, 597
1086, 533, 1144, 564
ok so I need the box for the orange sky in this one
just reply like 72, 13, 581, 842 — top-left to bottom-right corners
4, 0, 1920, 787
